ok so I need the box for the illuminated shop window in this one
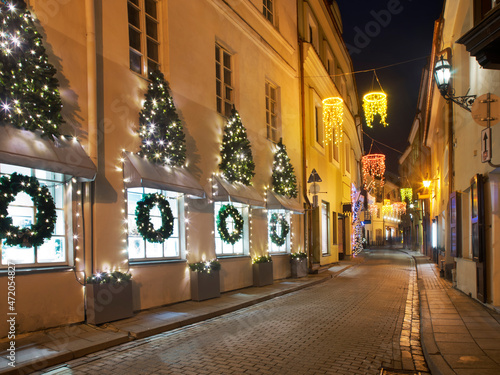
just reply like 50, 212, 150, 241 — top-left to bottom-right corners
214, 201, 248, 256
127, 187, 182, 260
0, 164, 67, 267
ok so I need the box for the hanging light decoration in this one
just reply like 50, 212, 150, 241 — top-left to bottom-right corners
369, 203, 378, 217
363, 92, 388, 127
322, 97, 343, 145
392, 202, 407, 215
400, 188, 413, 204
361, 154, 385, 189
382, 200, 393, 216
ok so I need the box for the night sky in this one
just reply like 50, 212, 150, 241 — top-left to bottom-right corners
337, 0, 444, 175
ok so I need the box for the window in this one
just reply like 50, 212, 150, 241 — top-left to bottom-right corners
331, 211, 337, 244
306, 9, 319, 51
1, 164, 67, 267
262, 0, 274, 24
344, 137, 351, 174
127, 188, 183, 260
268, 209, 290, 253
331, 139, 339, 162
214, 201, 248, 256
128, 0, 159, 76
313, 92, 323, 147
216, 43, 233, 116
321, 202, 330, 255
265, 81, 280, 143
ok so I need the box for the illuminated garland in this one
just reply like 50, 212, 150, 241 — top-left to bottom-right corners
217, 204, 244, 245
392, 202, 407, 215
322, 97, 343, 145
135, 193, 174, 243
269, 213, 289, 246
351, 185, 363, 255
138, 70, 186, 166
86, 271, 132, 285
361, 154, 385, 189
219, 107, 255, 185
188, 259, 221, 273
0, 0, 62, 137
382, 201, 393, 216
369, 203, 378, 217
0, 173, 57, 248
272, 139, 298, 198
252, 255, 272, 264
363, 92, 388, 128
400, 188, 413, 204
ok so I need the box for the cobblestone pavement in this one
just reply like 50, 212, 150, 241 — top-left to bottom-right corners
42, 250, 421, 375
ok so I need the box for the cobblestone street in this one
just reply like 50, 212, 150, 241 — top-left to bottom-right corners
43, 250, 417, 375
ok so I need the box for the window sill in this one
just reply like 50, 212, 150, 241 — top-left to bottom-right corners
0, 266, 74, 276
217, 255, 251, 260
129, 259, 187, 267
268, 252, 290, 257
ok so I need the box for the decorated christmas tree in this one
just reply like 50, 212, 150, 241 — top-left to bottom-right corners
219, 106, 255, 185
138, 70, 186, 166
0, 0, 62, 137
272, 139, 298, 198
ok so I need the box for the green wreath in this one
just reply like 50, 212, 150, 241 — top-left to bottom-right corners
0, 173, 57, 248
269, 213, 289, 246
217, 204, 244, 245
135, 193, 174, 243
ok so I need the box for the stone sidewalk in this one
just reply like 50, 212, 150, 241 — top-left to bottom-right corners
411, 252, 500, 375
0, 258, 362, 375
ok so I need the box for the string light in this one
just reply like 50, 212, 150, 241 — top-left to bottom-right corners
361, 154, 385, 189
392, 202, 407, 215
400, 188, 413, 204
363, 92, 388, 128
322, 97, 343, 145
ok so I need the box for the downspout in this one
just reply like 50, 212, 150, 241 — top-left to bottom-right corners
85, 0, 97, 276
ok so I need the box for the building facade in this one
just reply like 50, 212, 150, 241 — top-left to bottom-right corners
0, 0, 362, 336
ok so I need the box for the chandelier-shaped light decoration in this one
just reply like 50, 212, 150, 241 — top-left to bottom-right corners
361, 154, 386, 189
363, 92, 388, 128
369, 203, 378, 217
400, 188, 413, 204
322, 97, 343, 145
382, 201, 393, 216
392, 202, 407, 216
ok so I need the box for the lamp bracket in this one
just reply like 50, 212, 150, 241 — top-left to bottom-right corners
441, 89, 476, 112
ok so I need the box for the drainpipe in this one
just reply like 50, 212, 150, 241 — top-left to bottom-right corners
85, 0, 97, 276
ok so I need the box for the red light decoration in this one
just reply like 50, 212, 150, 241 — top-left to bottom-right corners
361, 154, 385, 189
392, 202, 406, 215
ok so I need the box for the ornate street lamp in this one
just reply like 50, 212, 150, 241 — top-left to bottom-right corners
433, 56, 476, 112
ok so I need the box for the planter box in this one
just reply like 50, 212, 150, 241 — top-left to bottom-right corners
253, 262, 273, 287
190, 270, 220, 301
291, 258, 308, 278
86, 282, 133, 325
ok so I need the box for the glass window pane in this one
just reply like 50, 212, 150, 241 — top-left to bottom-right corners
164, 237, 179, 257
223, 52, 231, 69
216, 81, 221, 97
11, 192, 33, 207
37, 237, 65, 263
224, 68, 231, 86
216, 62, 221, 80
55, 210, 64, 236
145, 0, 157, 19
9, 206, 34, 229
146, 17, 158, 40
224, 102, 232, 117
215, 45, 220, 62
129, 0, 139, 6
128, 3, 141, 28
129, 27, 141, 51
2, 243, 34, 264
130, 51, 142, 74
217, 98, 222, 113
147, 60, 159, 76
129, 237, 145, 259
147, 39, 159, 62
146, 241, 163, 258
1, 164, 31, 176
225, 86, 232, 101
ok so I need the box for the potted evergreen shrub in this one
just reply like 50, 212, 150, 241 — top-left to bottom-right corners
85, 271, 133, 325
290, 252, 308, 278
252, 255, 273, 287
189, 260, 221, 301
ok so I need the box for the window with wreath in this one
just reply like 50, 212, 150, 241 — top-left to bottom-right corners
127, 187, 183, 260
214, 201, 248, 256
128, 0, 159, 76
0, 164, 67, 267
268, 209, 290, 253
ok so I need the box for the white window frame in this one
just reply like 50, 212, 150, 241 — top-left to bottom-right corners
321, 201, 330, 255
265, 80, 281, 143
262, 0, 274, 24
128, 0, 160, 77
216, 43, 234, 117
312, 90, 324, 149
267, 209, 291, 254
214, 201, 249, 256
0, 164, 70, 268
127, 187, 185, 261
344, 136, 351, 175
306, 5, 319, 51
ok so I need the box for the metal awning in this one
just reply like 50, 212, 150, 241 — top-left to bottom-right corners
208, 175, 265, 207
0, 124, 96, 180
266, 191, 304, 214
123, 152, 205, 197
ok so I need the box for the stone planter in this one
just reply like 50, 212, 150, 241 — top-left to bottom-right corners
291, 258, 308, 278
86, 282, 133, 325
190, 270, 220, 301
253, 262, 273, 287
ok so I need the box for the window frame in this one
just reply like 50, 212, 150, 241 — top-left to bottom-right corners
321, 201, 330, 256
265, 80, 281, 143
127, 187, 185, 262
216, 43, 234, 117
267, 209, 291, 254
344, 136, 351, 175
312, 90, 324, 149
0, 164, 70, 269
128, 0, 160, 77
214, 201, 249, 257
262, 0, 274, 24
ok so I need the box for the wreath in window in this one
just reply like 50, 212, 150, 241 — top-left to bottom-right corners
135, 193, 174, 243
0, 173, 57, 248
217, 204, 244, 245
269, 213, 289, 246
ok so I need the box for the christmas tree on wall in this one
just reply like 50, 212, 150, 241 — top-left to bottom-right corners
219, 106, 255, 185
272, 139, 298, 198
138, 70, 186, 166
0, 0, 62, 137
